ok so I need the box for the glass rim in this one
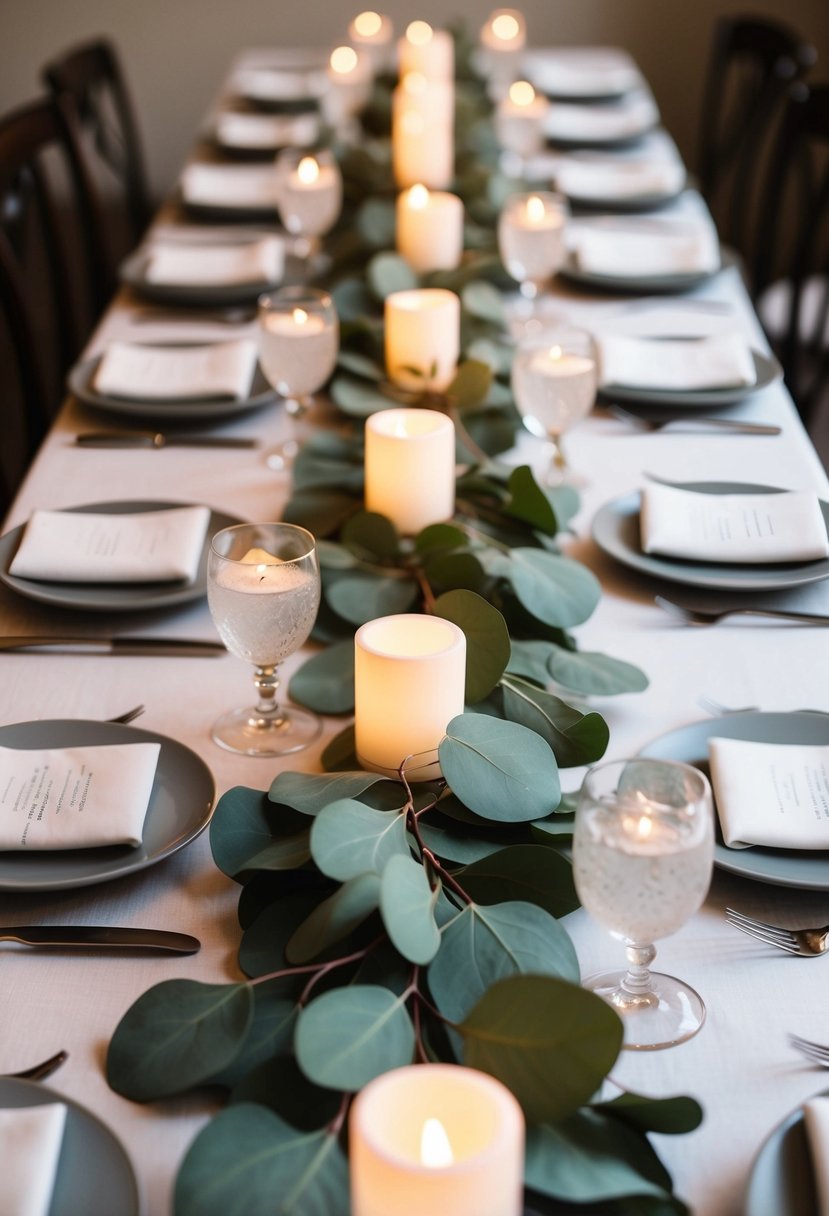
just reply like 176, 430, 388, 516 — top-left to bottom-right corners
579, 756, 712, 805
257, 285, 334, 311
209, 522, 317, 564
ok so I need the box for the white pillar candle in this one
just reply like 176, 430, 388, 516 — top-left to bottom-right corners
385, 288, 460, 391
278, 154, 343, 237
365, 407, 455, 533
391, 74, 454, 189
495, 81, 550, 157
398, 21, 454, 80
498, 191, 568, 286
348, 10, 395, 72
350, 1065, 525, 1216
396, 184, 463, 273
354, 616, 466, 781
324, 46, 373, 126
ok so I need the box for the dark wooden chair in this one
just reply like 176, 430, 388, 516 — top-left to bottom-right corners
42, 37, 152, 263
697, 16, 817, 273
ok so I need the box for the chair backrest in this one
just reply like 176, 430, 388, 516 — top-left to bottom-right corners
697, 16, 816, 265
42, 37, 152, 258
755, 83, 829, 426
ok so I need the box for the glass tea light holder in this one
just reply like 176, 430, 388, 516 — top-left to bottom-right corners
511, 326, 597, 486
323, 45, 373, 135
274, 148, 343, 261
494, 81, 550, 174
364, 407, 455, 534
391, 72, 454, 189
479, 9, 527, 87
350, 1065, 525, 1216
384, 287, 460, 393
348, 10, 395, 73
572, 758, 714, 1050
497, 190, 569, 319
395, 183, 463, 273
398, 21, 455, 80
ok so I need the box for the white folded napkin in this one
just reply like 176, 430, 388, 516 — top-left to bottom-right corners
709, 737, 829, 850
598, 333, 756, 390
555, 157, 685, 200
232, 66, 325, 103
94, 340, 259, 401
543, 91, 659, 143
0, 1103, 66, 1216
215, 110, 319, 150
8, 505, 211, 584
145, 237, 284, 286
639, 484, 829, 564
180, 163, 279, 210
523, 47, 642, 98
0, 741, 160, 850
804, 1096, 829, 1216
570, 220, 720, 277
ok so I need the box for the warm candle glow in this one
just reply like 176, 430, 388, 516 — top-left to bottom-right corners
636, 814, 654, 840
354, 9, 382, 36
420, 1118, 454, 1168
292, 307, 310, 326
297, 156, 320, 185
526, 195, 546, 224
403, 71, 428, 95
408, 183, 429, 209
407, 20, 433, 45
508, 80, 536, 107
330, 45, 359, 74
549, 344, 563, 360
492, 12, 520, 40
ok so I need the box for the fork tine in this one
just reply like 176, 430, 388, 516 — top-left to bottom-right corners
790, 1035, 829, 1064
725, 908, 799, 943
726, 919, 800, 955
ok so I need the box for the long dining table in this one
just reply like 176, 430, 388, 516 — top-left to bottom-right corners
2, 41, 829, 1216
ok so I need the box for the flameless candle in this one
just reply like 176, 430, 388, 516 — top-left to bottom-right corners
348, 10, 394, 71
354, 616, 466, 780
385, 288, 460, 391
350, 1065, 525, 1216
276, 151, 343, 237
495, 81, 550, 157
398, 21, 454, 80
364, 407, 455, 533
324, 45, 373, 127
395, 184, 463, 273
391, 73, 454, 188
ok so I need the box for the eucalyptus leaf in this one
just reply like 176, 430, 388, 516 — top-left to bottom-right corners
525, 1111, 671, 1203
379, 854, 441, 965
229, 1054, 342, 1130
336, 349, 385, 380
446, 359, 494, 410
423, 551, 486, 594
270, 770, 385, 816
547, 648, 650, 696
433, 590, 510, 703
286, 873, 381, 964
107, 980, 253, 1102
356, 196, 397, 249
210, 786, 308, 881
504, 466, 558, 536
289, 641, 355, 714
310, 800, 409, 882
331, 277, 377, 322
461, 279, 506, 325
321, 725, 359, 771
439, 714, 561, 821
367, 251, 419, 299
466, 336, 513, 376
458, 407, 518, 457
457, 844, 579, 917
596, 1091, 704, 1136
326, 570, 418, 624
283, 487, 359, 537
500, 675, 610, 768
506, 639, 558, 686
207, 979, 298, 1089
295, 985, 415, 1090
240, 892, 331, 978
341, 511, 401, 560
419, 822, 506, 864
459, 975, 623, 1123
415, 523, 469, 554
330, 373, 396, 417
487, 549, 601, 628
428, 901, 578, 1023
316, 540, 358, 570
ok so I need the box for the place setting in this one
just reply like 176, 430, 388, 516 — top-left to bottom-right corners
118, 230, 287, 306
207, 106, 321, 158
542, 87, 661, 150
228, 51, 328, 111
521, 44, 645, 102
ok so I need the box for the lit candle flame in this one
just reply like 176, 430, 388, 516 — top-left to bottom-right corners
407, 20, 433, 46
256, 564, 267, 576
549, 344, 563, 360
330, 45, 358, 74
354, 10, 382, 37
292, 307, 309, 327
492, 12, 520, 41
508, 80, 535, 107
297, 156, 320, 185
526, 195, 546, 224
420, 1117, 454, 1168
408, 183, 429, 209
636, 814, 654, 840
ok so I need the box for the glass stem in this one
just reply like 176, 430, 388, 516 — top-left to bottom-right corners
621, 942, 657, 998
253, 665, 281, 720
285, 395, 312, 420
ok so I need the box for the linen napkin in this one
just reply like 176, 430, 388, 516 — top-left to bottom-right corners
804, 1096, 829, 1216
94, 340, 259, 401
570, 219, 720, 277
232, 66, 325, 103
8, 505, 211, 584
0, 741, 160, 850
145, 236, 284, 286
0, 1103, 66, 1216
180, 163, 280, 210
598, 333, 756, 390
215, 110, 319, 150
555, 157, 685, 201
523, 47, 642, 99
543, 91, 659, 143
708, 737, 829, 850
639, 484, 829, 564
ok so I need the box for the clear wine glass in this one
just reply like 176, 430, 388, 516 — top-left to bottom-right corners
497, 190, 568, 329
572, 757, 714, 1050
207, 522, 322, 756
511, 326, 597, 486
257, 286, 339, 470
274, 147, 343, 262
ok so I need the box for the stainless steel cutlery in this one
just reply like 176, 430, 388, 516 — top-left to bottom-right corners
0, 636, 226, 656
0, 926, 201, 953
75, 431, 258, 449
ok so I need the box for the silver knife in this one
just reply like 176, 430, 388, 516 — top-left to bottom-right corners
0, 636, 226, 656
0, 926, 201, 954
75, 432, 259, 449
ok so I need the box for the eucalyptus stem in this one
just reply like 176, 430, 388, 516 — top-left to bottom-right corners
413, 564, 437, 613
327, 1092, 352, 1138
249, 934, 386, 1002
448, 403, 494, 470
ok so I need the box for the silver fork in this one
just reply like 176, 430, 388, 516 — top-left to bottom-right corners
607, 404, 780, 435
790, 1035, 829, 1066
726, 907, 829, 957
655, 595, 829, 627
107, 705, 145, 725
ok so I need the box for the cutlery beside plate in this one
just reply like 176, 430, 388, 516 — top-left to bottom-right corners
0, 926, 200, 954
75, 432, 259, 449
0, 637, 226, 656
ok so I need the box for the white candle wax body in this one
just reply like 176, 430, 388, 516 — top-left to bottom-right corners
279, 164, 342, 236
385, 288, 460, 391
495, 94, 549, 156
498, 201, 567, 285
396, 187, 463, 273
350, 1065, 525, 1216
354, 615, 466, 781
348, 11, 395, 72
391, 80, 454, 189
398, 28, 454, 79
365, 407, 455, 533
324, 50, 373, 125
258, 310, 338, 397
513, 348, 596, 435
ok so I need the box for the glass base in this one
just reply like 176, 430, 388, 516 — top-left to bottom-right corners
211, 704, 321, 757
584, 968, 706, 1051
264, 439, 300, 472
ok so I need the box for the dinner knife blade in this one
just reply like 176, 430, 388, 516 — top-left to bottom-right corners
0, 926, 201, 954
74, 432, 258, 449
0, 636, 226, 656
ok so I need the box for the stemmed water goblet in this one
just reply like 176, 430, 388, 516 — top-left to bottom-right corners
274, 146, 343, 265
572, 757, 714, 1050
207, 522, 321, 757
497, 189, 569, 329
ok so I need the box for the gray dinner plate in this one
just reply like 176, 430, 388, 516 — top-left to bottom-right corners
567, 180, 687, 213
0, 1078, 140, 1214
599, 349, 782, 407
119, 244, 283, 306
592, 483, 829, 591
68, 353, 276, 421
639, 712, 829, 889
0, 719, 215, 891
0, 500, 243, 613
178, 189, 281, 223
560, 248, 722, 294
744, 1094, 824, 1216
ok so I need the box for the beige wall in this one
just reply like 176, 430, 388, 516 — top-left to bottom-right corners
3, 0, 828, 199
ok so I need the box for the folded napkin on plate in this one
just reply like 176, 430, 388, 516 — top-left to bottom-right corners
232, 66, 324, 103
145, 236, 284, 286
709, 737, 829, 849
0, 741, 160, 850
0, 1103, 66, 1216
543, 91, 659, 143
570, 219, 720, 276
598, 333, 756, 389
215, 110, 319, 150
555, 157, 685, 200
180, 163, 279, 210
94, 339, 258, 401
640, 484, 829, 564
8, 505, 211, 584
523, 48, 642, 98
804, 1097, 829, 1216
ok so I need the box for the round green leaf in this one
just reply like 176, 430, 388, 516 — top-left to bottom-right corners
424, 552, 486, 595
356, 197, 397, 249
380, 854, 441, 965
295, 985, 415, 1090
240, 891, 328, 978
210, 786, 307, 881
341, 511, 401, 560
326, 570, 419, 624
439, 714, 561, 821
289, 641, 355, 714
547, 648, 650, 696
283, 487, 359, 537
317, 541, 358, 570
229, 1054, 342, 1129
286, 873, 381, 964
331, 277, 376, 322
446, 359, 494, 410
415, 523, 469, 554
489, 549, 601, 628
434, 590, 510, 703
321, 724, 359, 772
330, 373, 396, 417
595, 1091, 703, 1135
500, 675, 609, 768
457, 844, 579, 917
461, 280, 506, 325
504, 466, 558, 535
506, 639, 558, 686
367, 251, 419, 300
337, 349, 385, 381
310, 800, 408, 882
206, 978, 298, 1089
525, 1112, 670, 1204
270, 770, 384, 817
419, 822, 506, 864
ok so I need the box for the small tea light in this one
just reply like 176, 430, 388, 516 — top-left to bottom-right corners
324, 45, 373, 126
350, 1065, 525, 1215
480, 8, 526, 53
495, 81, 550, 157
348, 10, 394, 71
396, 184, 463, 273
391, 73, 454, 188
385, 287, 460, 391
258, 298, 339, 399
398, 21, 454, 80
275, 150, 343, 238
354, 617, 466, 780
365, 407, 455, 533
498, 191, 569, 294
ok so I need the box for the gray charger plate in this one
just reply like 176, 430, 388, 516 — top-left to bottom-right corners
599, 348, 782, 407
0, 1078, 140, 1214
592, 483, 829, 591
560, 248, 721, 293
744, 1093, 825, 1216
69, 352, 276, 421
639, 712, 829, 889
567, 180, 687, 213
0, 500, 242, 612
0, 719, 215, 891
119, 244, 284, 306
